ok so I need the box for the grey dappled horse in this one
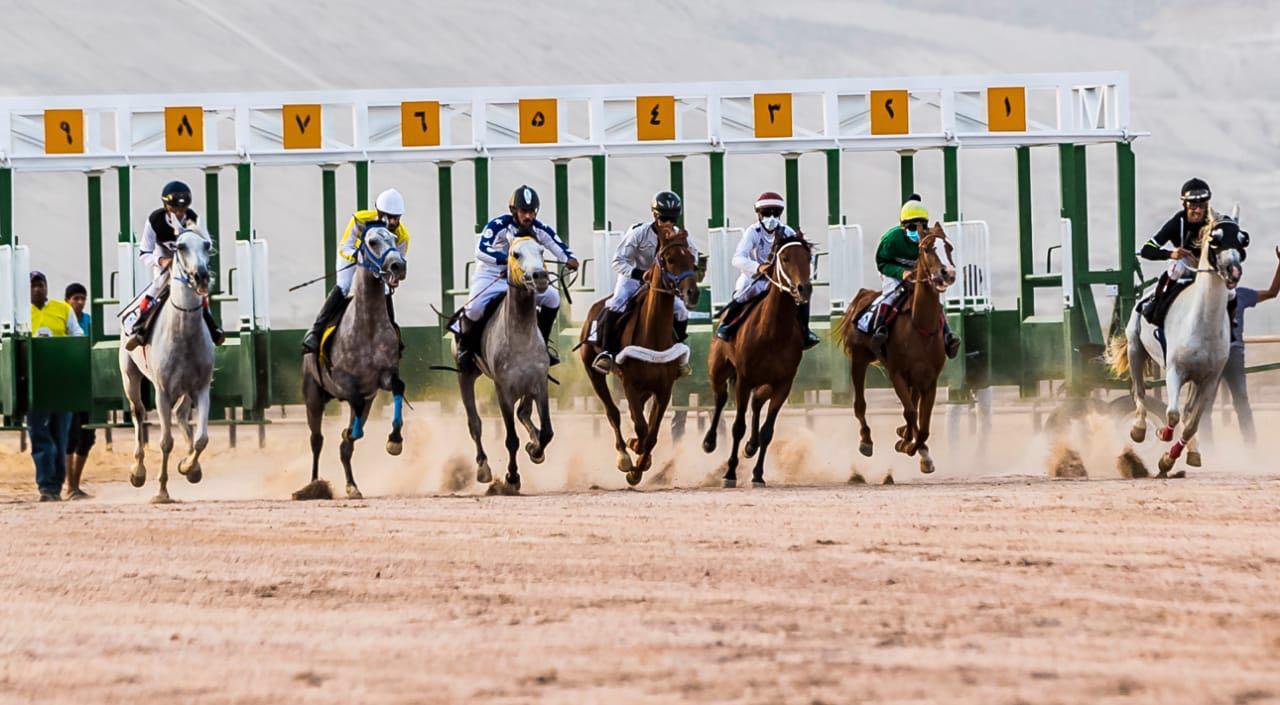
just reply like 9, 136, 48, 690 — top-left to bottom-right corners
456, 236, 554, 492
120, 229, 216, 503
1110, 214, 1243, 476
297, 227, 407, 500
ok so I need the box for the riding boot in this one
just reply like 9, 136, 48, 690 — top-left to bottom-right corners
798, 302, 821, 350
201, 305, 226, 345
1142, 274, 1169, 323
715, 299, 743, 341
453, 316, 482, 373
385, 294, 404, 355
943, 322, 961, 359
870, 302, 894, 347
301, 286, 349, 354
125, 297, 160, 351
537, 305, 561, 366
592, 309, 623, 374
673, 318, 689, 343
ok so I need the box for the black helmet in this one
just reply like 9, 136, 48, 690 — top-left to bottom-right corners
162, 180, 192, 208
1180, 178, 1211, 203
509, 185, 540, 212
651, 190, 682, 221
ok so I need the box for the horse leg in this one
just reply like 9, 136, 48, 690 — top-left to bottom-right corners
1126, 317, 1149, 443
624, 385, 650, 457
702, 349, 733, 454
498, 392, 522, 490
889, 373, 918, 456
750, 383, 792, 487
1162, 378, 1205, 478
633, 387, 672, 480
587, 369, 632, 473
744, 390, 766, 459
1158, 366, 1184, 443
123, 359, 148, 488
723, 381, 752, 488
175, 395, 193, 448
516, 396, 545, 464
851, 348, 874, 457
340, 398, 372, 499
386, 375, 405, 456
914, 384, 940, 475
178, 387, 209, 484
152, 391, 175, 504
294, 377, 331, 500
535, 392, 554, 464
458, 370, 491, 484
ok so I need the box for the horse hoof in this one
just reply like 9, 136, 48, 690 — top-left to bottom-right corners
1157, 454, 1176, 476
744, 440, 758, 459
476, 462, 492, 484
616, 452, 634, 473
751, 478, 766, 488
129, 471, 146, 488
625, 470, 643, 487
920, 459, 935, 475
1186, 451, 1202, 468
150, 492, 173, 505
627, 438, 641, 454
722, 477, 736, 489
859, 442, 873, 457
894, 440, 909, 454
525, 442, 545, 464
346, 485, 363, 500
386, 441, 403, 456
1169, 469, 1186, 479
1130, 426, 1147, 444
702, 436, 717, 454
184, 465, 202, 484
1156, 426, 1174, 442
292, 480, 333, 501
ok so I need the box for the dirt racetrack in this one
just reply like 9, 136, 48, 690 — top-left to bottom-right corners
2, 407, 1280, 704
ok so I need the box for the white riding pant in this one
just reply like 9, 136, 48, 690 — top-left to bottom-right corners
605, 276, 689, 321
858, 276, 905, 331
462, 266, 560, 322
731, 275, 769, 304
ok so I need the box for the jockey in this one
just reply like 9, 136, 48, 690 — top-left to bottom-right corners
300, 188, 410, 354
714, 191, 820, 349
865, 195, 960, 358
452, 185, 579, 370
591, 190, 697, 374
125, 181, 225, 351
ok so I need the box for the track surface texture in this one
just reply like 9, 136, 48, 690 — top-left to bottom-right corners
3, 474, 1279, 704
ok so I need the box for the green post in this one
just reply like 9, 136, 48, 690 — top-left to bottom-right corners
0, 167, 12, 247
1116, 141, 1137, 310
355, 160, 369, 210
116, 166, 131, 246
554, 159, 570, 246
1016, 147, 1034, 318
668, 157, 685, 227
203, 167, 221, 325
473, 156, 489, 233
438, 161, 454, 313
899, 151, 915, 202
825, 149, 840, 226
707, 152, 725, 229
943, 145, 960, 222
784, 154, 800, 229
86, 171, 105, 342
591, 155, 607, 231
236, 163, 252, 242
321, 165, 338, 293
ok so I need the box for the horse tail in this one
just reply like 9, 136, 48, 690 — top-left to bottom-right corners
1105, 333, 1131, 378
832, 308, 854, 355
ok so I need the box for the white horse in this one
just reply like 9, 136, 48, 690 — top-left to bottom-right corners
1109, 215, 1244, 476
120, 229, 216, 503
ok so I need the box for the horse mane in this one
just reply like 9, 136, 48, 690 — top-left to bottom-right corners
772, 230, 812, 255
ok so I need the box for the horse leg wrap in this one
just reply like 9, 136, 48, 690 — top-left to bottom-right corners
392, 395, 404, 429
1157, 425, 1175, 442
1168, 438, 1186, 459
351, 415, 365, 440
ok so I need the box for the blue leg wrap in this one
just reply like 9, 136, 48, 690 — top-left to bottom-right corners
351, 415, 365, 440
392, 395, 404, 429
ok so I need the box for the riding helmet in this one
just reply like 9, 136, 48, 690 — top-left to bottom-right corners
1180, 178, 1211, 203
651, 190, 682, 220
162, 180, 192, 208
899, 193, 929, 223
509, 185, 540, 212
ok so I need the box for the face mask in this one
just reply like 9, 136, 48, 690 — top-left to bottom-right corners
761, 215, 780, 231
906, 229, 921, 243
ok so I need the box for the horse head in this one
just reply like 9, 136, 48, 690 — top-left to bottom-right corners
769, 233, 814, 304
174, 229, 213, 297
1203, 216, 1245, 289
655, 225, 700, 310
917, 223, 957, 293
360, 227, 407, 288
509, 236, 550, 294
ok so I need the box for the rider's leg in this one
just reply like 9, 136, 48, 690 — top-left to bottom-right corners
300, 285, 350, 354
201, 302, 226, 345
125, 285, 169, 351
674, 300, 692, 376
717, 280, 765, 341
454, 268, 503, 370
593, 277, 639, 372
942, 320, 961, 359
535, 287, 562, 366
871, 277, 902, 346
797, 301, 821, 350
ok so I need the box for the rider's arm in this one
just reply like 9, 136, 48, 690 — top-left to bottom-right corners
730, 227, 760, 275
875, 234, 908, 280
1139, 215, 1180, 260
138, 218, 162, 269
612, 227, 645, 280
476, 219, 509, 267
534, 221, 574, 262
395, 223, 410, 257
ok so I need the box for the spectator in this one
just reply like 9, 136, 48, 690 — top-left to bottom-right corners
28, 272, 83, 502
1204, 245, 1280, 446
63, 282, 94, 500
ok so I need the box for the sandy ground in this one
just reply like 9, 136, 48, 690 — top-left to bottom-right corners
2, 405, 1280, 704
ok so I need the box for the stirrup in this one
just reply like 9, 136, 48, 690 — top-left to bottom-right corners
871, 326, 889, 346
944, 333, 961, 359
591, 351, 615, 374
124, 333, 145, 352
547, 343, 560, 367
802, 330, 821, 350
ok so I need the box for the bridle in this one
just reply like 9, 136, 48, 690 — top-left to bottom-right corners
358, 228, 403, 283
507, 236, 548, 291
650, 238, 697, 295
763, 240, 810, 297
168, 229, 211, 312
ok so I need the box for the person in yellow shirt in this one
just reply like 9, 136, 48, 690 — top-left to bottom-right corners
301, 188, 410, 355
28, 271, 83, 501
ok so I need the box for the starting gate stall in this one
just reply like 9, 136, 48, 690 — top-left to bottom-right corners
0, 72, 1145, 427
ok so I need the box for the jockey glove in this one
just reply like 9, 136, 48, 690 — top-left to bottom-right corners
630, 267, 645, 281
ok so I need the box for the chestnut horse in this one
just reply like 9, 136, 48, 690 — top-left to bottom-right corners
839, 223, 956, 475
578, 226, 700, 486
702, 234, 814, 487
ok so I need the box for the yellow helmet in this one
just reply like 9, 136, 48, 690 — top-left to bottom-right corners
899, 196, 929, 223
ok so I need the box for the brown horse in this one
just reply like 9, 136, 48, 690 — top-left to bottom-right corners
838, 223, 956, 475
578, 225, 700, 486
702, 234, 814, 487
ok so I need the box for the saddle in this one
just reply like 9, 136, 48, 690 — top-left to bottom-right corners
1139, 278, 1192, 329
318, 295, 403, 368
717, 291, 766, 330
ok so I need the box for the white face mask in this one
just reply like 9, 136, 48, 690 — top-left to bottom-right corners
761, 215, 781, 232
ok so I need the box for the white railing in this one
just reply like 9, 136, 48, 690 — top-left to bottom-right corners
707, 227, 745, 309
0, 244, 31, 334
234, 238, 271, 331
1059, 217, 1074, 308
942, 220, 993, 311
824, 223, 865, 313
589, 229, 624, 302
